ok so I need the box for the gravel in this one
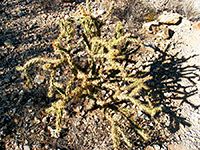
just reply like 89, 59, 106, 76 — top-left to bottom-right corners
0, 0, 200, 150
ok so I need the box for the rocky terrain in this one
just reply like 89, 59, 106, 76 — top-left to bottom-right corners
0, 0, 200, 149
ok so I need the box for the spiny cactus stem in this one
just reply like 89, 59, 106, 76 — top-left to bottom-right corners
102, 1, 115, 25
118, 107, 149, 141
86, 0, 91, 14
104, 109, 120, 149
117, 126, 133, 147
116, 93, 161, 116
48, 70, 56, 97
22, 57, 62, 87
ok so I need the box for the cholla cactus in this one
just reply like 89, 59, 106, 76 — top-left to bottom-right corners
17, 0, 161, 148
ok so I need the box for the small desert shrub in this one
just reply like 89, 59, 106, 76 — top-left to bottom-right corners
17, 0, 161, 148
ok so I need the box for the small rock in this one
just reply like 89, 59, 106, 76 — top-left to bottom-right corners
31, 129, 34, 133
64, 15, 69, 20
93, 9, 106, 18
11, 76, 16, 80
4, 39, 14, 48
168, 143, 188, 150
138, 110, 143, 117
145, 146, 154, 150
34, 75, 45, 84
25, 140, 28, 144
0, 129, 6, 137
23, 145, 30, 150
98, 10, 106, 16
153, 144, 160, 150
45, 145, 50, 149
34, 117, 41, 124
25, 116, 30, 122
42, 116, 48, 124
131, 70, 137, 74
0, 70, 4, 75
18, 90, 24, 96
74, 106, 82, 113
47, 126, 60, 138
158, 12, 181, 24
156, 27, 173, 39
10, 92, 18, 101
193, 21, 200, 29
4, 77, 10, 83
84, 99, 95, 111
34, 34, 41, 40
18, 11, 23, 17
143, 21, 160, 33
164, 92, 172, 98
19, 144, 23, 150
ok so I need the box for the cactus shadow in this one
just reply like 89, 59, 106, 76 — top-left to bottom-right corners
146, 47, 199, 135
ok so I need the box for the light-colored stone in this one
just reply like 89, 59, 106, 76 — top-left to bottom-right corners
84, 98, 95, 111
158, 12, 181, 24
193, 21, 200, 29
4, 39, 14, 48
143, 21, 160, 33
23, 145, 30, 150
34, 117, 41, 124
143, 21, 172, 39
153, 144, 160, 150
18, 11, 23, 17
47, 126, 60, 138
168, 143, 189, 150
34, 75, 45, 84
145, 145, 154, 150
155, 26, 171, 39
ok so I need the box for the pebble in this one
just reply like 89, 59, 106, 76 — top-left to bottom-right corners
153, 144, 160, 150
18, 11, 23, 17
33, 116, 40, 124
45, 144, 50, 149
25, 139, 28, 144
143, 21, 160, 33
158, 12, 181, 24
193, 21, 200, 29
42, 116, 48, 124
4, 39, 14, 48
137, 110, 143, 117
34, 75, 45, 84
26, 0, 32, 3
23, 145, 30, 150
47, 126, 60, 138
185, 86, 196, 93
4, 77, 10, 83
10, 92, 18, 101
168, 143, 188, 150
64, 15, 70, 20
164, 92, 172, 98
